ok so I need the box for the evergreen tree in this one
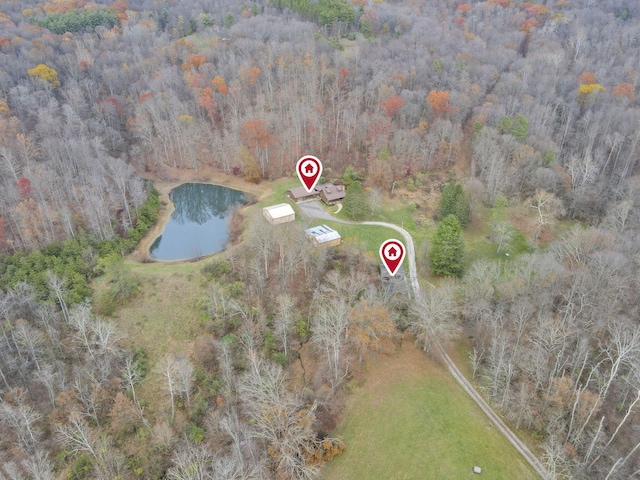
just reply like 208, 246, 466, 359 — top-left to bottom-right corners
225, 12, 235, 29
343, 181, 368, 220
429, 215, 464, 277
496, 116, 513, 134
437, 182, 469, 228
511, 115, 529, 141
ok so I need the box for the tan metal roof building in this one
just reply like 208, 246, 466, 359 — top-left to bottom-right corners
263, 203, 295, 224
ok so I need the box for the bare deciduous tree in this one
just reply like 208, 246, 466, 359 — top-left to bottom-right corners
161, 353, 195, 419
410, 282, 460, 353
0, 388, 41, 453
311, 297, 350, 389
274, 294, 296, 357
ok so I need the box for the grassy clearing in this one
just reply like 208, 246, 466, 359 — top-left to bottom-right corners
111, 258, 211, 367
254, 177, 299, 209
462, 204, 534, 268
322, 339, 538, 480
96, 257, 214, 419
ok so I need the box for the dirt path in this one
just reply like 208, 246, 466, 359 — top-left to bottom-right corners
298, 200, 548, 479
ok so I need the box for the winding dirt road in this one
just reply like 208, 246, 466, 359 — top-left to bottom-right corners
298, 200, 548, 479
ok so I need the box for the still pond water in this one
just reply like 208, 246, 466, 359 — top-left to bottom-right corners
149, 183, 246, 261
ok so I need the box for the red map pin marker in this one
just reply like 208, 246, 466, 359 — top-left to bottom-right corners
296, 155, 322, 193
380, 239, 406, 277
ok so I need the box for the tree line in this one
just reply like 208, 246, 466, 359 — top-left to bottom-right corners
1, 0, 640, 477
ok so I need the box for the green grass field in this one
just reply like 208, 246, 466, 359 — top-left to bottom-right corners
322, 342, 538, 480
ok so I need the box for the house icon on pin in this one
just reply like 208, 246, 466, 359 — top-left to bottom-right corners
387, 246, 398, 258
305, 163, 314, 174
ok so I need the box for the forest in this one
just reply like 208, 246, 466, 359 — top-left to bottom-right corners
1, 0, 640, 478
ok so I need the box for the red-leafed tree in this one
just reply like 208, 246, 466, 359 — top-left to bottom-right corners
367, 118, 392, 145
338, 67, 350, 90
381, 95, 404, 118
101, 97, 124, 115
138, 92, 153, 103
17, 177, 32, 198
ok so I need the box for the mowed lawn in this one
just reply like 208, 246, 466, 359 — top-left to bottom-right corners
322, 339, 538, 480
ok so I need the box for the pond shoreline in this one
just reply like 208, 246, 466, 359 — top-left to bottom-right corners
129, 165, 270, 264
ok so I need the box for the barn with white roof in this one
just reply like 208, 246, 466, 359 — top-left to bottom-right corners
263, 203, 296, 225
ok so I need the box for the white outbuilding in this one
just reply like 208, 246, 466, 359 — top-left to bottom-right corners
263, 203, 296, 225
305, 225, 341, 247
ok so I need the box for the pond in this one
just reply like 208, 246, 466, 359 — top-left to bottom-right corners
149, 183, 247, 261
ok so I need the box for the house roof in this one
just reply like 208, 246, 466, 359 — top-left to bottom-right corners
321, 184, 346, 202
306, 224, 341, 243
288, 186, 317, 200
263, 203, 295, 219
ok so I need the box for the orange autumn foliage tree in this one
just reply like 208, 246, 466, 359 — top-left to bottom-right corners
43, 0, 86, 15
211, 75, 228, 94
240, 119, 274, 151
488, 0, 511, 7
0, 99, 11, 116
347, 299, 397, 361
197, 87, 217, 121
248, 66, 261, 85
181, 54, 206, 71
138, 92, 153, 103
524, 4, 549, 16
578, 71, 596, 85
183, 71, 207, 89
612, 82, 635, 101
238, 145, 262, 184
519, 18, 540, 32
426, 90, 450, 117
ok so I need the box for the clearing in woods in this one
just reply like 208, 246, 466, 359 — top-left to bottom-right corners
321, 336, 538, 480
